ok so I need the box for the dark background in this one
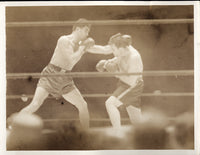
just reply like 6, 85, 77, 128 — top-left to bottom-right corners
6, 6, 194, 127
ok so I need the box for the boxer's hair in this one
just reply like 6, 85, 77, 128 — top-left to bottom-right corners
109, 33, 132, 48
122, 35, 132, 46
72, 18, 91, 31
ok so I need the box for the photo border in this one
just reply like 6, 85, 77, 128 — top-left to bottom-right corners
0, 1, 199, 155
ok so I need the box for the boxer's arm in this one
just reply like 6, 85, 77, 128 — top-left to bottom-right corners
87, 45, 113, 55
71, 45, 86, 63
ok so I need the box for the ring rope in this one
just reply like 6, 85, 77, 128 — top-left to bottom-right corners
43, 117, 177, 123
6, 92, 194, 100
6, 19, 193, 27
43, 118, 130, 122
6, 70, 194, 79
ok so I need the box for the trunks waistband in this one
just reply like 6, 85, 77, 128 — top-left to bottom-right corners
48, 63, 71, 73
120, 77, 143, 87
119, 77, 144, 87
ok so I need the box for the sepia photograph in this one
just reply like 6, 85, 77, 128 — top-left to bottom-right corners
0, 1, 199, 155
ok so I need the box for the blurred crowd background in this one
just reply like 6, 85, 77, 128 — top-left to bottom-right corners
7, 110, 194, 150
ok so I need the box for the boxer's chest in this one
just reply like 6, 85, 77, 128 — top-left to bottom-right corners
118, 58, 129, 72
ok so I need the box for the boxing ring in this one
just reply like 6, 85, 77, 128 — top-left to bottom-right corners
5, 18, 194, 150
6, 18, 194, 124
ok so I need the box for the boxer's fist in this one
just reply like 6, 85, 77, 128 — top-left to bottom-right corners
96, 60, 107, 72
81, 37, 95, 49
105, 60, 119, 72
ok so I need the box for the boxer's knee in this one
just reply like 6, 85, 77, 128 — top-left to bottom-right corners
105, 96, 122, 108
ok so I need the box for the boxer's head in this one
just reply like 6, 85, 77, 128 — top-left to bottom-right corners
73, 18, 91, 41
109, 34, 132, 57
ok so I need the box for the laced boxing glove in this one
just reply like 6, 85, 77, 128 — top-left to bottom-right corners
96, 60, 107, 72
104, 58, 119, 72
81, 37, 95, 50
